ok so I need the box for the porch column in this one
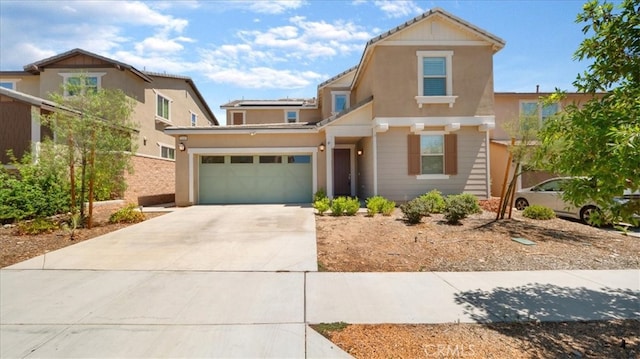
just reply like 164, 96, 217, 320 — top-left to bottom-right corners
325, 134, 335, 198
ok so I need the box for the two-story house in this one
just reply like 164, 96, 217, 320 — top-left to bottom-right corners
0, 49, 218, 205
166, 8, 505, 206
490, 91, 603, 197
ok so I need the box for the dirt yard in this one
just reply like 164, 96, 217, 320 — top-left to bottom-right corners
316, 208, 640, 272
0, 205, 164, 268
314, 201, 640, 358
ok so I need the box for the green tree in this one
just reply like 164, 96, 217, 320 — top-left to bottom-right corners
536, 0, 640, 224
44, 74, 137, 227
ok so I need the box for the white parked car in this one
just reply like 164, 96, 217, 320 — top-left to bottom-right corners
514, 177, 599, 224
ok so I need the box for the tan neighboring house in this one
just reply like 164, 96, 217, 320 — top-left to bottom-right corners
490, 91, 602, 197
166, 8, 505, 206
0, 48, 218, 205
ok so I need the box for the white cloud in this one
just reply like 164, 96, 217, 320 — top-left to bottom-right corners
206, 67, 323, 89
373, 0, 423, 18
246, 0, 304, 14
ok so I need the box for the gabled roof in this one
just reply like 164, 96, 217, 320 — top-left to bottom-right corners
316, 96, 373, 128
220, 98, 317, 109
0, 87, 78, 114
24, 48, 153, 82
317, 65, 358, 90
144, 71, 219, 125
350, 7, 505, 91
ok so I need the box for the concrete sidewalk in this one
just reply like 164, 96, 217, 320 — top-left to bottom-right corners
306, 270, 640, 325
2, 269, 638, 358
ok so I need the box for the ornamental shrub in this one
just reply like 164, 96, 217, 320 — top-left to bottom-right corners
313, 189, 327, 202
15, 218, 59, 235
400, 198, 427, 224
443, 193, 481, 224
313, 197, 330, 215
343, 197, 360, 216
522, 205, 556, 220
109, 204, 145, 224
419, 189, 446, 214
366, 196, 395, 216
330, 196, 347, 216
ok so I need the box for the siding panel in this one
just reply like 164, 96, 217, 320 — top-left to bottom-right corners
377, 126, 488, 201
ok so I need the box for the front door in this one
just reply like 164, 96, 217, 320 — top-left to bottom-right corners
333, 148, 351, 196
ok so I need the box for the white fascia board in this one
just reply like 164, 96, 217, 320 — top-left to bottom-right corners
374, 116, 494, 127
325, 125, 372, 137
165, 128, 319, 135
188, 147, 318, 155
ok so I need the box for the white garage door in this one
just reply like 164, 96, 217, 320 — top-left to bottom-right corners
199, 154, 313, 204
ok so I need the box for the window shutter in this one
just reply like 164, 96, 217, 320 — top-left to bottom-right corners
232, 112, 243, 125
444, 134, 457, 175
408, 134, 421, 175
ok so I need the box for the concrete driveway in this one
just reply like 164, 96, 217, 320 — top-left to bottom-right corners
8, 204, 318, 272
1, 204, 351, 358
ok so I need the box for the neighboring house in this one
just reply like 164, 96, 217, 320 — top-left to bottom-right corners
0, 49, 218, 205
166, 8, 505, 206
490, 91, 603, 197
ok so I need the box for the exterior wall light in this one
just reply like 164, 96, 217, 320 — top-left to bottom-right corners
319, 143, 325, 152
357, 149, 363, 156
179, 143, 186, 151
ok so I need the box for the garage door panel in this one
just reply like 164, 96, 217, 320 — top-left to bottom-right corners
199, 154, 312, 204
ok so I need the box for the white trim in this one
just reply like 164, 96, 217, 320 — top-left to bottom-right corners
284, 109, 299, 123
325, 125, 371, 137
187, 147, 318, 204
221, 105, 318, 110
418, 132, 446, 176
190, 111, 198, 127
325, 134, 335, 198
374, 116, 494, 127
445, 123, 460, 132
417, 174, 450, 180
0, 78, 21, 90
485, 131, 491, 199
165, 128, 318, 135
372, 129, 378, 195
157, 142, 175, 160
380, 40, 492, 46
229, 110, 246, 125
30, 105, 40, 158
416, 51, 454, 108
59, 72, 106, 96
155, 90, 173, 124
331, 91, 350, 114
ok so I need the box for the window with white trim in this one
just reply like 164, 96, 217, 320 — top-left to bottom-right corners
420, 135, 444, 174
285, 110, 299, 123
231, 111, 245, 125
59, 73, 105, 96
520, 101, 559, 124
156, 93, 171, 122
160, 144, 175, 160
191, 112, 198, 127
0, 80, 17, 90
331, 91, 350, 114
415, 51, 456, 107
408, 133, 457, 177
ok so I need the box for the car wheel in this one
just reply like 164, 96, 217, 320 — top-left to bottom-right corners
514, 198, 529, 211
580, 205, 601, 226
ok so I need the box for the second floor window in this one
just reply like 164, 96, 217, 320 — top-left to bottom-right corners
191, 112, 198, 126
520, 101, 559, 123
60, 73, 105, 96
157, 94, 171, 121
332, 91, 350, 114
0, 81, 16, 90
285, 110, 298, 123
422, 57, 446, 96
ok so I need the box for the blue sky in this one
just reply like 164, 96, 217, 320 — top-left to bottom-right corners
0, 0, 601, 122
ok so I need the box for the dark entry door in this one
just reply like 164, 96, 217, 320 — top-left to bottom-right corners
333, 148, 351, 196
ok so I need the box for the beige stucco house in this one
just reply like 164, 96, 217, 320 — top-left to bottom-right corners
0, 49, 218, 205
490, 91, 603, 197
166, 8, 505, 206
